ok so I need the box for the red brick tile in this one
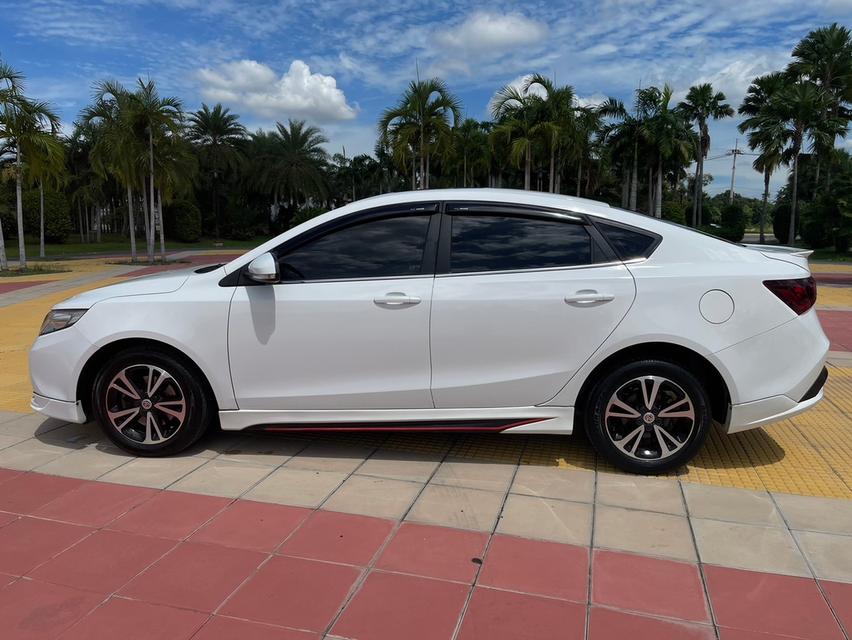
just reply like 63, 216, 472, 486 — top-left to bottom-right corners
35, 481, 156, 527
195, 616, 319, 639
120, 541, 265, 612
376, 522, 488, 583
0, 517, 92, 576
479, 534, 588, 601
30, 529, 175, 594
821, 580, 852, 638
332, 571, 469, 640
592, 549, 709, 622
1, 572, 16, 587
221, 555, 360, 631
0, 467, 22, 485
0, 511, 17, 528
588, 607, 715, 640
190, 500, 310, 552
60, 597, 207, 640
457, 586, 586, 640
0, 473, 84, 514
108, 490, 229, 539
718, 629, 809, 639
278, 510, 393, 566
0, 578, 102, 640
705, 566, 844, 640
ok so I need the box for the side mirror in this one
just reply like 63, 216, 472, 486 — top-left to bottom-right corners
246, 252, 279, 284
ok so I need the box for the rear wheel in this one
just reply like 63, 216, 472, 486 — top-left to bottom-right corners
91, 348, 211, 456
586, 359, 711, 474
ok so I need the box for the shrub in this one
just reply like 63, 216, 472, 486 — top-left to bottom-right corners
22, 189, 72, 243
164, 200, 202, 243
772, 203, 798, 244
798, 199, 832, 249
660, 200, 687, 225
290, 206, 327, 229
716, 202, 746, 242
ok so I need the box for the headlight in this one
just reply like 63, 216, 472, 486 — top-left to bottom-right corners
39, 309, 87, 336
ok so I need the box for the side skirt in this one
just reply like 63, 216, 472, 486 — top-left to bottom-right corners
218, 407, 575, 435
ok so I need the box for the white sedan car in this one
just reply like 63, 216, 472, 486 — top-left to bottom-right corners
30, 189, 829, 473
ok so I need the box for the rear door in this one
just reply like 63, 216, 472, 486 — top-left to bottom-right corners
429, 203, 636, 408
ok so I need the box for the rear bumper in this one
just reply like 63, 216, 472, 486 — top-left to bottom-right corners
31, 392, 87, 424
726, 387, 824, 434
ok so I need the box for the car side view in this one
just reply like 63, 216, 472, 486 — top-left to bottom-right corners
29, 189, 829, 473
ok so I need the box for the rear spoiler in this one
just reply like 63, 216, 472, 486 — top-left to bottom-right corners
743, 244, 813, 259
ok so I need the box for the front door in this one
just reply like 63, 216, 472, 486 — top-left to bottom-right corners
430, 206, 635, 408
228, 208, 438, 410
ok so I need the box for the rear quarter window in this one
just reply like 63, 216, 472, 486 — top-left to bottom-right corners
596, 221, 660, 261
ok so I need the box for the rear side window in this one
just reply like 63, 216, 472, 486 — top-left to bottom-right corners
278, 215, 430, 280
450, 215, 592, 273
597, 222, 659, 260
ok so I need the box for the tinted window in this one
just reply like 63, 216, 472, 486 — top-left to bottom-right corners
278, 215, 430, 280
597, 222, 658, 260
450, 215, 592, 273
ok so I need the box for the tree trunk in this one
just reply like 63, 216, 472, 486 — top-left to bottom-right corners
696, 155, 704, 227
524, 147, 531, 190
426, 154, 430, 189
621, 169, 629, 208
411, 154, 416, 190
576, 161, 582, 197
760, 169, 770, 244
213, 173, 219, 239
549, 146, 555, 193
127, 185, 137, 261
96, 205, 102, 243
39, 181, 45, 259
148, 127, 156, 262
15, 146, 26, 269
789, 151, 799, 246
157, 188, 166, 260
629, 141, 638, 211
419, 127, 425, 190
647, 166, 653, 215
0, 204, 7, 270
141, 184, 151, 252
77, 202, 84, 243
463, 154, 467, 188
655, 161, 663, 218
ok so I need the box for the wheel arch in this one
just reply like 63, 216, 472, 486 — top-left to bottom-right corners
574, 341, 731, 426
76, 337, 219, 421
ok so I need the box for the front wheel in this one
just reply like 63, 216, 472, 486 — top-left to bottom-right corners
91, 348, 212, 456
585, 360, 711, 474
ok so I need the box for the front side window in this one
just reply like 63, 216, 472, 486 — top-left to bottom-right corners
450, 215, 592, 273
278, 215, 431, 281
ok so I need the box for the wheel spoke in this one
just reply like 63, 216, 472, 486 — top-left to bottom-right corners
105, 364, 186, 445
154, 400, 186, 422
658, 397, 694, 420
147, 366, 173, 397
109, 371, 140, 400
605, 397, 641, 420
107, 406, 139, 431
641, 377, 662, 410
145, 412, 165, 443
613, 425, 644, 455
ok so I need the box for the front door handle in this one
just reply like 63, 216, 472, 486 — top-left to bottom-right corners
374, 292, 422, 307
564, 290, 615, 305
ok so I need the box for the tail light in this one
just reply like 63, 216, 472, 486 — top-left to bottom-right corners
763, 277, 817, 314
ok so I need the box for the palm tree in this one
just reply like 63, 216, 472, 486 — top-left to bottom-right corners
0, 60, 25, 270
599, 96, 648, 211
678, 83, 734, 226
131, 79, 183, 261
491, 85, 545, 190
254, 120, 328, 227
187, 103, 246, 238
453, 118, 488, 187
788, 23, 852, 188
25, 130, 65, 257
523, 74, 576, 192
1, 95, 61, 268
379, 78, 461, 189
739, 73, 788, 243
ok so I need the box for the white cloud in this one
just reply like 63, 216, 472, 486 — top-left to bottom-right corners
196, 59, 357, 122
435, 12, 548, 56
585, 43, 618, 57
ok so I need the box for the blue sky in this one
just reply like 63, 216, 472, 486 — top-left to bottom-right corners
2, 0, 851, 196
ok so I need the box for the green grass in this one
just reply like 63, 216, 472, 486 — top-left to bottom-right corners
3, 235, 265, 261
0, 263, 71, 277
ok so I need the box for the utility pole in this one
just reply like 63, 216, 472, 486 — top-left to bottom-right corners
729, 138, 744, 204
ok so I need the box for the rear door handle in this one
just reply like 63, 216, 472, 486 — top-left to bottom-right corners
374, 292, 422, 306
564, 290, 615, 305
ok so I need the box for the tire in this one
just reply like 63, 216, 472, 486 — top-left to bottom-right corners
91, 348, 212, 456
585, 359, 711, 474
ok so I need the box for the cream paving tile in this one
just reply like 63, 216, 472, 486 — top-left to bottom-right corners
794, 530, 852, 583
596, 473, 685, 515
497, 494, 593, 545
356, 450, 442, 483
244, 467, 348, 508
406, 484, 504, 532
510, 466, 595, 503
773, 493, 852, 535
0, 414, 67, 438
215, 434, 308, 467
322, 474, 423, 519
99, 456, 208, 489
0, 411, 28, 425
0, 438, 79, 471
594, 505, 696, 561
39, 422, 104, 447
0, 433, 30, 450
284, 441, 373, 474
169, 459, 273, 498
33, 444, 133, 480
692, 518, 810, 577
683, 483, 784, 527
430, 460, 516, 492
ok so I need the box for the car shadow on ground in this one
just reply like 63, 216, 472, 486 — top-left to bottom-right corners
31, 415, 785, 476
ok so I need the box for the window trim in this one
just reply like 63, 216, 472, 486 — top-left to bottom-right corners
590, 217, 663, 263
436, 202, 617, 276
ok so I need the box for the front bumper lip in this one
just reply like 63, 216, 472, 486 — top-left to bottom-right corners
725, 389, 824, 434
31, 392, 87, 424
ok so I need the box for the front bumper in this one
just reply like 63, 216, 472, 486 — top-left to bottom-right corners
31, 392, 87, 423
